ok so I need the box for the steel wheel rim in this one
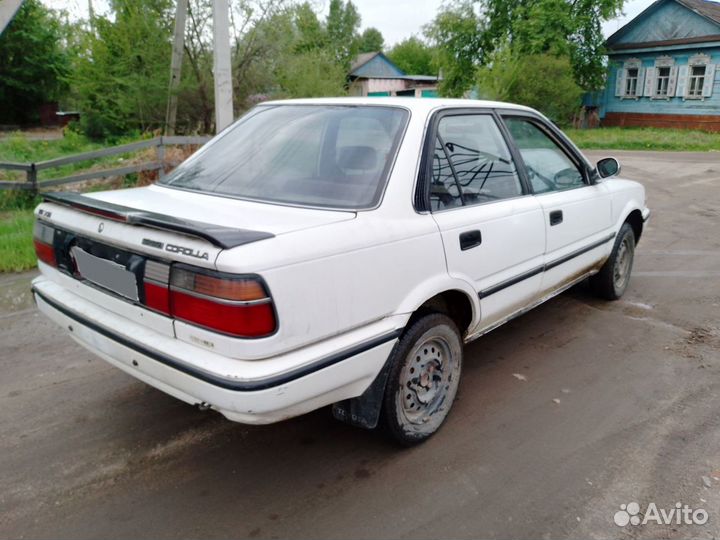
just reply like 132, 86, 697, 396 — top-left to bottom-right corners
613, 237, 632, 290
399, 335, 458, 426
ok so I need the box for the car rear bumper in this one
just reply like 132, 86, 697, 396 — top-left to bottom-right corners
33, 277, 399, 424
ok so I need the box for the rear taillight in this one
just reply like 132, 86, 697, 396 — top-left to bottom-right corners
33, 222, 57, 267
143, 260, 171, 315
143, 262, 276, 338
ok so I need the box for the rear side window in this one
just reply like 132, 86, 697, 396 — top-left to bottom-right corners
160, 105, 408, 210
430, 114, 523, 211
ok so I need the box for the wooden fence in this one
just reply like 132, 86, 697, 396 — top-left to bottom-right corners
0, 135, 211, 192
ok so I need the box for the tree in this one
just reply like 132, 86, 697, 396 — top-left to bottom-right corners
0, 0, 70, 124
387, 36, 437, 75
427, 0, 624, 94
70, 0, 173, 138
358, 27, 384, 52
293, 2, 326, 52
325, 0, 361, 69
276, 49, 347, 97
426, 3, 485, 96
476, 48, 583, 125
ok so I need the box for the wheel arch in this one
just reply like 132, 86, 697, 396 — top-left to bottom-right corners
624, 208, 644, 244
394, 276, 479, 339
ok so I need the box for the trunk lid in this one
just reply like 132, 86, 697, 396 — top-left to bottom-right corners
37, 185, 356, 268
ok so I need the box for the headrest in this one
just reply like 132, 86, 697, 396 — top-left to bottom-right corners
337, 145, 377, 171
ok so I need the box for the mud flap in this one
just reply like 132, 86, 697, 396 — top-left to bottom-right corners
331, 357, 393, 430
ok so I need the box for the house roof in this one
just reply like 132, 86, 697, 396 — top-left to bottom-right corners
349, 52, 439, 81
681, 0, 720, 23
605, 0, 720, 50
349, 52, 407, 79
350, 52, 381, 73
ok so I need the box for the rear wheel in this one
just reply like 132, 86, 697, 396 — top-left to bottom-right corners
590, 223, 635, 300
381, 313, 462, 446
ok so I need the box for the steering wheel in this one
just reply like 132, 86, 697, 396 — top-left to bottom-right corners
526, 165, 556, 191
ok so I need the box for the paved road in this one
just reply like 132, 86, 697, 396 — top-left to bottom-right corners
2, 150, 720, 539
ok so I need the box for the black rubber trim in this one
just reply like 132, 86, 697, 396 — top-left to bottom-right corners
33, 288, 401, 392
478, 233, 616, 299
478, 265, 544, 299
544, 233, 616, 271
43, 192, 275, 249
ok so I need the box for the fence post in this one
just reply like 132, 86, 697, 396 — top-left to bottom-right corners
27, 164, 37, 195
156, 137, 165, 179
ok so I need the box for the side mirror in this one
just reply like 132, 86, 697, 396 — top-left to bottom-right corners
596, 157, 620, 178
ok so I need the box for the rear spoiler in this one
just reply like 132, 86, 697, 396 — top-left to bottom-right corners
42, 192, 274, 249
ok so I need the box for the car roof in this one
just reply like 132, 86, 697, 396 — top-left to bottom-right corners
261, 96, 538, 115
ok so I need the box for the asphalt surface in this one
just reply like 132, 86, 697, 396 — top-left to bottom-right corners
1, 150, 720, 539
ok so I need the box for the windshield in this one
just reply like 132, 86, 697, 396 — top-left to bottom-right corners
160, 105, 409, 210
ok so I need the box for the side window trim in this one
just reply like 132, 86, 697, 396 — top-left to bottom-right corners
498, 112, 593, 193
414, 107, 531, 213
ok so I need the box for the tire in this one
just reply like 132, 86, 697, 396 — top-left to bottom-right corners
590, 222, 636, 300
380, 313, 463, 446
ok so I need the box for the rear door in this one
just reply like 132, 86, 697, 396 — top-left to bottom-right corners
422, 109, 546, 332
499, 113, 613, 294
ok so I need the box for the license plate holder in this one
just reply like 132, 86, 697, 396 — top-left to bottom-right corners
70, 246, 139, 301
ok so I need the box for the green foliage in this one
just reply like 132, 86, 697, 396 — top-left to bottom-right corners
0, 0, 70, 124
276, 49, 348, 98
325, 0, 361, 69
428, 0, 624, 94
70, 0, 173, 138
293, 2, 326, 52
426, 4, 485, 96
232, 1, 354, 102
358, 27, 385, 53
477, 49, 582, 125
387, 37, 438, 76
0, 210, 35, 273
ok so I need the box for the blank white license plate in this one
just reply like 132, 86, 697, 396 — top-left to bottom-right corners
70, 246, 139, 301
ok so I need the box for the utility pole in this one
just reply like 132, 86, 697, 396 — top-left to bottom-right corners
212, 0, 234, 133
0, 0, 24, 36
165, 0, 188, 136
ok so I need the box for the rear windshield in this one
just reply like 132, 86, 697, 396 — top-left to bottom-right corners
159, 105, 409, 210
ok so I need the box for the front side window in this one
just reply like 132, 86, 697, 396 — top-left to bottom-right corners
430, 114, 523, 211
655, 66, 671, 96
160, 105, 408, 210
625, 68, 639, 96
688, 65, 706, 97
503, 117, 585, 194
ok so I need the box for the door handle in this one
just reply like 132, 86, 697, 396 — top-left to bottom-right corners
549, 210, 563, 226
459, 230, 482, 251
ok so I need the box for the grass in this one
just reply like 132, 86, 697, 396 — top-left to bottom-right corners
565, 127, 720, 151
0, 210, 35, 273
0, 130, 149, 273
0, 129, 150, 182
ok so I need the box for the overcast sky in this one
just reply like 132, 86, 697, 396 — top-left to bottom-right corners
44, 0, 657, 45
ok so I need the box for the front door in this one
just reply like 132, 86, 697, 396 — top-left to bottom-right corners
426, 111, 546, 332
501, 115, 613, 294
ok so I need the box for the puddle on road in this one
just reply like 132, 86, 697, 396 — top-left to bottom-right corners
0, 271, 38, 315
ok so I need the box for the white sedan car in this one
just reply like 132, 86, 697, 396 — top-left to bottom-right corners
32, 98, 649, 445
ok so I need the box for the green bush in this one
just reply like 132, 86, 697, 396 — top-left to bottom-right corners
477, 49, 583, 126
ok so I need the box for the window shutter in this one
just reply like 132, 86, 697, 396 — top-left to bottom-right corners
676, 65, 689, 97
615, 68, 626, 97
667, 65, 679, 96
643, 67, 655, 96
637, 67, 646, 96
702, 64, 716, 97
